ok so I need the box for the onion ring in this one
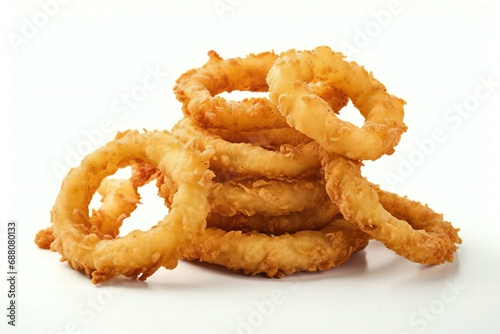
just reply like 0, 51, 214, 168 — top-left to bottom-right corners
206, 197, 340, 235
320, 150, 461, 264
267, 46, 407, 160
208, 177, 327, 217
172, 117, 320, 178
174, 50, 348, 131
183, 217, 369, 278
153, 166, 327, 217
206, 127, 312, 149
47, 130, 213, 284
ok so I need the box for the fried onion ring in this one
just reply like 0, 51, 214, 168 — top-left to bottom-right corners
206, 197, 340, 235
206, 127, 312, 149
152, 165, 327, 217
267, 46, 407, 160
172, 117, 319, 178
174, 50, 348, 131
208, 177, 328, 217
183, 217, 369, 278
47, 130, 213, 284
320, 150, 461, 264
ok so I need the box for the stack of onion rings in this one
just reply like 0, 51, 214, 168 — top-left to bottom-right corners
35, 46, 461, 284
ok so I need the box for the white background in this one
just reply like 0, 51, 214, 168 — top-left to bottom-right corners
1, 0, 500, 333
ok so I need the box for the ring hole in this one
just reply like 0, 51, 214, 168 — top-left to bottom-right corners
88, 166, 169, 237
119, 180, 168, 235
88, 166, 134, 213
335, 100, 365, 128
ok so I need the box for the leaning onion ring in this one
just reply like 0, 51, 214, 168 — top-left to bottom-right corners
48, 130, 213, 284
321, 150, 461, 264
267, 46, 407, 160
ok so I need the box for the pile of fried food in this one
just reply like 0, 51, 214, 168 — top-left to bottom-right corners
35, 46, 461, 284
